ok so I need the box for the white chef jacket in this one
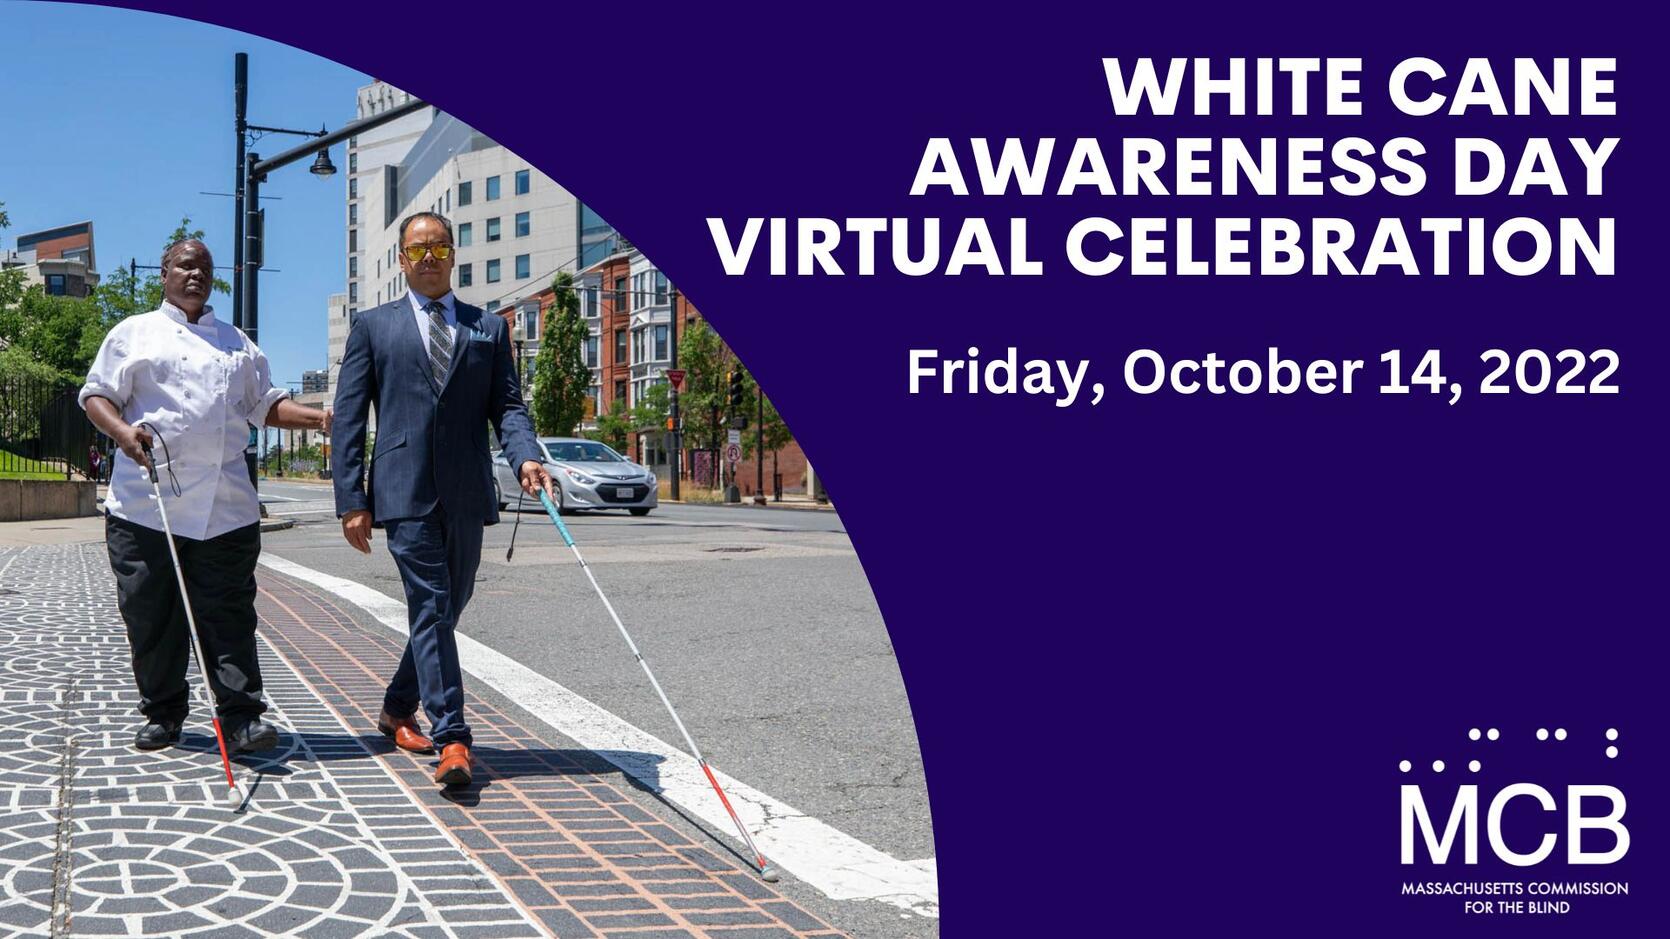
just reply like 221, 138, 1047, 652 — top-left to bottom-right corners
79, 302, 289, 541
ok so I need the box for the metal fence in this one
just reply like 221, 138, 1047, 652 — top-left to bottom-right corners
0, 371, 101, 480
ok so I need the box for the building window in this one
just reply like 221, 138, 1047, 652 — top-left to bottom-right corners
349, 153, 357, 173
486, 259, 501, 283
654, 271, 668, 303
520, 304, 541, 341
458, 263, 472, 287
485, 175, 500, 201
348, 229, 357, 252
515, 254, 530, 279
515, 169, 530, 195
458, 181, 473, 206
458, 222, 472, 246
348, 203, 358, 224
614, 379, 627, 407
613, 276, 627, 314
515, 212, 529, 237
614, 329, 627, 365
349, 178, 357, 198
578, 287, 595, 319
486, 218, 501, 242
632, 328, 645, 364
349, 282, 359, 303
45, 274, 67, 295
653, 324, 669, 361
348, 256, 358, 277
485, 300, 500, 312
584, 335, 598, 367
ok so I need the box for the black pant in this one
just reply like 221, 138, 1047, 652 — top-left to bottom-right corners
104, 514, 267, 730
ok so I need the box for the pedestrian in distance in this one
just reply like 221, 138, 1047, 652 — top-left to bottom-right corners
331, 212, 553, 788
80, 238, 331, 752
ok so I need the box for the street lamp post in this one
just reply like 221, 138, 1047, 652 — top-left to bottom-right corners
231, 52, 358, 498
238, 66, 427, 344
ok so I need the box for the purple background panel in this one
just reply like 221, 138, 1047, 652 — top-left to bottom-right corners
75, 2, 1670, 934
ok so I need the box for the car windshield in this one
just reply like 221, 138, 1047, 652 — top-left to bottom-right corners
543, 441, 624, 463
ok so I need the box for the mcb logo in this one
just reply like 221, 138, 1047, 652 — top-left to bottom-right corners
1400, 726, 1628, 866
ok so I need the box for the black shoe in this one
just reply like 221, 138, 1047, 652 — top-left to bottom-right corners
229, 718, 280, 753
134, 721, 182, 751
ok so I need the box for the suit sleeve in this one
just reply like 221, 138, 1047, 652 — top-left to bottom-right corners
332, 314, 375, 517
489, 317, 543, 472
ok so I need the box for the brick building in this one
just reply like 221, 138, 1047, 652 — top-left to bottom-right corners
509, 245, 811, 495
2, 221, 99, 297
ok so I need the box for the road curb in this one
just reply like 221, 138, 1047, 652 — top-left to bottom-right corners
259, 518, 295, 532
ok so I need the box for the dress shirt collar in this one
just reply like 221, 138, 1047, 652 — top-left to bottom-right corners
160, 300, 216, 327
408, 289, 457, 323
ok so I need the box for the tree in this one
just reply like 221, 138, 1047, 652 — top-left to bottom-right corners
591, 402, 633, 452
676, 321, 727, 450
629, 381, 667, 428
0, 288, 106, 377
529, 271, 592, 435
746, 391, 793, 459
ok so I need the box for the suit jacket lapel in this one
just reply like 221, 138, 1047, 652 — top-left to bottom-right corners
440, 302, 480, 397
392, 298, 441, 397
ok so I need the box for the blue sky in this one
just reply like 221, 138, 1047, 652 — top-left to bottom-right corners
0, 1, 366, 392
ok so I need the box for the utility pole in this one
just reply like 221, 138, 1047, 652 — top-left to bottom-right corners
753, 383, 765, 505
667, 286, 681, 501
127, 258, 161, 309
232, 53, 247, 332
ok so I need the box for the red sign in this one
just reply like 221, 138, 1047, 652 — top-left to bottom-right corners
666, 369, 686, 391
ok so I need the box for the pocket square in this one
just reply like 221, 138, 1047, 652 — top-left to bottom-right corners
468, 330, 493, 343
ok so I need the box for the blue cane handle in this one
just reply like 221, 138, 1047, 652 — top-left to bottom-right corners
538, 490, 576, 547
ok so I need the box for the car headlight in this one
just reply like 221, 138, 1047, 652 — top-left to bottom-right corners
564, 469, 595, 485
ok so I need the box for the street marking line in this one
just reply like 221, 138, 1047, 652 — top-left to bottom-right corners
258, 553, 939, 919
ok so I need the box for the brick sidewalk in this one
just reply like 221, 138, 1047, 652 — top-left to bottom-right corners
0, 544, 843, 939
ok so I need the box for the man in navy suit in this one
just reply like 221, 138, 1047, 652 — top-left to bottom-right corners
332, 212, 552, 788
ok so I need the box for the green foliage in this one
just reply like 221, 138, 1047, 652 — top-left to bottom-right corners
0, 348, 79, 458
675, 320, 723, 451
744, 391, 793, 460
631, 382, 670, 431
675, 319, 756, 456
0, 345, 75, 384
94, 264, 164, 325
0, 287, 107, 376
530, 272, 593, 435
0, 266, 26, 314
592, 402, 634, 452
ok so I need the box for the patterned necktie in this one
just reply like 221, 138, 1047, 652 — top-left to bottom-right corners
425, 301, 452, 387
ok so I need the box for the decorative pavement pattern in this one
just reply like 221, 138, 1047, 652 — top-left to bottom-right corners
0, 544, 844, 939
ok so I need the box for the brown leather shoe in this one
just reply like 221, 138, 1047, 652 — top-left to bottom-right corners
435, 742, 472, 787
376, 710, 434, 754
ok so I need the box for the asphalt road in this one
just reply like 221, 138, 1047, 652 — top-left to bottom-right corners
255, 480, 936, 937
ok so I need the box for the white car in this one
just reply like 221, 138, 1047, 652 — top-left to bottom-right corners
493, 437, 657, 516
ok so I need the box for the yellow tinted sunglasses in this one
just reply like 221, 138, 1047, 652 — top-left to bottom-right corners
402, 243, 454, 262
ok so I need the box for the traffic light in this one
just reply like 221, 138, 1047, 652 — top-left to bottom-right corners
727, 370, 746, 410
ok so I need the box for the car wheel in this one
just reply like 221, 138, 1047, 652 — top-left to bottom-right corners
629, 508, 651, 517
554, 487, 575, 516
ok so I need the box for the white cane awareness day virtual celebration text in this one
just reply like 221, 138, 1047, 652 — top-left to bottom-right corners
705, 57, 1623, 407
